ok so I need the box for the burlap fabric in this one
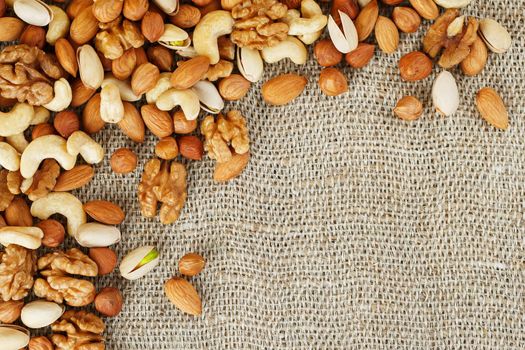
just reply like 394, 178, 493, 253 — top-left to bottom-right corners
2, 1, 525, 348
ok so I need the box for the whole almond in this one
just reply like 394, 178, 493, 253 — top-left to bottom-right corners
71, 79, 96, 107
118, 102, 145, 143
67, 0, 93, 18
28, 337, 54, 350
54, 111, 80, 138
170, 56, 210, 90
178, 136, 203, 160
393, 96, 423, 121
82, 93, 105, 134
218, 74, 251, 101
214, 152, 250, 182
155, 137, 179, 160
110, 148, 138, 174
0, 18, 25, 41
476, 87, 509, 130
460, 37, 488, 77
147, 46, 173, 72
399, 51, 432, 81
375, 16, 399, 54
179, 253, 205, 276
164, 277, 202, 316
141, 104, 173, 138
355, 0, 379, 41
392, 7, 421, 33
262, 74, 307, 106
89, 247, 118, 275
20, 25, 45, 49
409, 0, 438, 20
318, 68, 348, 96
36, 219, 65, 248
70, 5, 99, 44
170, 4, 201, 29
84, 200, 126, 225
123, 0, 149, 21
32, 123, 56, 140
131, 63, 160, 96
0, 300, 24, 324
112, 49, 137, 80
55, 38, 79, 77
5, 197, 32, 227
141, 10, 165, 42
314, 39, 342, 67
345, 43, 375, 68
92, 0, 123, 23
173, 110, 197, 134
54, 165, 95, 191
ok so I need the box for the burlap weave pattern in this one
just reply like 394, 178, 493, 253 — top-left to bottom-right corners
2, 0, 525, 348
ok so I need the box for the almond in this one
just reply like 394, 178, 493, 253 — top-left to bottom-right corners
55, 38, 79, 77
89, 247, 118, 275
112, 49, 136, 80
375, 16, 399, 54
409, 0, 438, 20
118, 102, 145, 143
0, 0, 5, 17
70, 5, 99, 44
214, 152, 250, 182
170, 56, 210, 90
170, 4, 201, 29
147, 46, 173, 72
36, 219, 65, 248
141, 10, 165, 42
354, 0, 379, 42
314, 39, 343, 67
82, 93, 105, 134
155, 137, 179, 160
164, 277, 202, 316
392, 6, 421, 34
218, 74, 251, 101
5, 197, 32, 227
318, 68, 348, 96
141, 104, 173, 138
179, 253, 205, 277
92, 0, 123, 23
123, 0, 149, 21
475, 87, 509, 130
71, 78, 96, 107
54, 165, 95, 191
345, 43, 374, 68
262, 74, 307, 106
0, 17, 25, 41
131, 63, 160, 96
84, 200, 126, 225
20, 25, 45, 49
67, 0, 93, 18
178, 136, 203, 160
110, 148, 138, 174
399, 51, 432, 81
393, 96, 423, 121
0, 300, 24, 324
32, 123, 56, 140
54, 111, 80, 138
172, 110, 197, 134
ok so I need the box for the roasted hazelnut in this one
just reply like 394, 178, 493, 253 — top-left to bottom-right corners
318, 68, 348, 96
155, 137, 179, 160
36, 219, 66, 248
110, 148, 138, 174
89, 247, 118, 275
95, 287, 123, 317
54, 110, 80, 138
314, 39, 343, 67
173, 110, 197, 134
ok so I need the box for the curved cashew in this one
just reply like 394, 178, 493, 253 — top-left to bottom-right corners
66, 131, 104, 164
100, 83, 124, 123
146, 73, 172, 104
193, 11, 234, 65
0, 227, 43, 250
46, 5, 70, 45
102, 74, 141, 102
298, 0, 324, 44
43, 78, 72, 112
20, 135, 76, 178
31, 107, 51, 125
31, 192, 86, 237
0, 142, 20, 171
261, 36, 307, 64
0, 103, 34, 137
288, 15, 327, 36
156, 88, 200, 120
6, 133, 29, 153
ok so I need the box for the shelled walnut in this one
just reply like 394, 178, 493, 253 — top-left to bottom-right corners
0, 245, 37, 302
51, 310, 105, 350
95, 18, 145, 60
38, 249, 98, 277
17, 159, 60, 201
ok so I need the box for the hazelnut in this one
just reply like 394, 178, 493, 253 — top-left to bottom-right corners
155, 137, 179, 160
218, 74, 251, 101
141, 10, 165, 42
32, 123, 56, 140
36, 219, 66, 248
179, 253, 205, 277
95, 287, 123, 317
110, 148, 138, 174
20, 25, 46, 50
318, 68, 348, 96
147, 46, 173, 72
177, 136, 203, 161
54, 110, 80, 138
393, 96, 423, 121
314, 39, 343, 67
170, 4, 201, 29
89, 247, 118, 275
0, 300, 24, 323
173, 110, 197, 134
28, 336, 54, 350
398, 51, 432, 81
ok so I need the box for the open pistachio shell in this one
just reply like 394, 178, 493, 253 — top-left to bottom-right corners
0, 325, 30, 350
158, 24, 191, 50
192, 81, 224, 114
237, 47, 264, 83
154, 0, 179, 15
327, 11, 358, 54
21, 300, 64, 329
478, 18, 512, 54
13, 0, 53, 27
120, 246, 160, 280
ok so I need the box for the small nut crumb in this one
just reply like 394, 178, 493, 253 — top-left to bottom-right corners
110, 148, 138, 174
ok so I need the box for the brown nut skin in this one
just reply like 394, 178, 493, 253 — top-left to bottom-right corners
147, 46, 173, 72
32, 123, 56, 140
89, 247, 118, 275
314, 39, 342, 67
36, 219, 66, 248
0, 300, 24, 324
20, 25, 46, 50
173, 110, 197, 134
123, 0, 149, 21
28, 336, 54, 350
110, 148, 138, 174
170, 4, 201, 29
95, 287, 123, 317
331, 0, 360, 24
399, 51, 432, 81
218, 74, 251, 101
393, 96, 423, 121
179, 253, 205, 276
155, 137, 179, 160
178, 136, 203, 160
392, 6, 421, 33
141, 10, 165, 42
54, 110, 80, 138
318, 68, 348, 97
192, 0, 214, 6
5, 197, 32, 226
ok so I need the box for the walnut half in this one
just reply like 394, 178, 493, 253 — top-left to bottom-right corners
51, 310, 105, 350
0, 244, 36, 301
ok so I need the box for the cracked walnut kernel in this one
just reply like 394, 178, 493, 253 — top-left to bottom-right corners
38, 248, 98, 277
0, 244, 37, 302
33, 276, 96, 307
51, 310, 105, 350
24, 159, 61, 201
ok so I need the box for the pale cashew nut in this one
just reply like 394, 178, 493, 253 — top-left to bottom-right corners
6, 133, 29, 153
31, 107, 51, 125
102, 74, 141, 102
156, 88, 200, 120
100, 83, 124, 123
146, 73, 172, 104
298, 0, 324, 44
261, 36, 308, 64
43, 78, 72, 112
0, 103, 34, 137
288, 15, 327, 36
46, 5, 70, 45
31, 192, 86, 237
0, 226, 43, 250
66, 131, 104, 164
20, 135, 76, 178
0, 142, 20, 171
193, 11, 234, 65
434, 0, 472, 8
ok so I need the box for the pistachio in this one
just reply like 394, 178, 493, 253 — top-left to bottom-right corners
77, 45, 104, 90
327, 11, 358, 54
20, 301, 64, 329
434, 0, 472, 8
154, 0, 179, 15
478, 18, 512, 54
432, 70, 459, 116
192, 80, 224, 114
237, 47, 264, 83
13, 0, 53, 27
120, 245, 160, 280
75, 222, 121, 247
158, 24, 191, 50
0, 324, 30, 350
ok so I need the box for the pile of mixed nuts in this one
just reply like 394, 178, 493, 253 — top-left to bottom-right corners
0, 0, 514, 348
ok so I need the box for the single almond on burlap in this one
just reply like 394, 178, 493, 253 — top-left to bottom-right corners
475, 87, 509, 130
141, 104, 173, 138
84, 200, 126, 225
214, 152, 250, 182
345, 43, 374, 68
164, 277, 202, 316
170, 56, 210, 90
54, 165, 94, 192
262, 74, 307, 106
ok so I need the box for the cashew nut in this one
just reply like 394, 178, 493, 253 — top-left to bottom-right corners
261, 36, 308, 64
31, 107, 50, 125
193, 11, 234, 65
298, 0, 324, 44
0, 226, 43, 250
146, 73, 172, 104
66, 131, 104, 164
20, 135, 76, 178
100, 83, 124, 123
6, 133, 29, 153
0, 103, 34, 137
102, 74, 141, 102
0, 142, 20, 171
156, 88, 200, 120
46, 5, 70, 45
30, 192, 86, 237
42, 78, 72, 112
288, 15, 327, 36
